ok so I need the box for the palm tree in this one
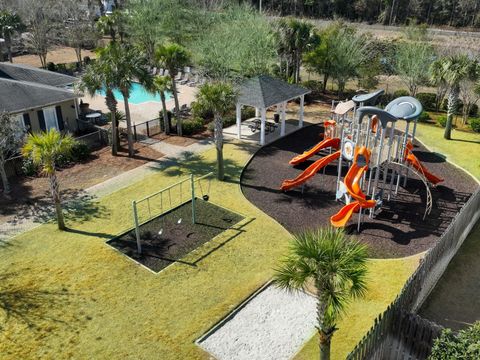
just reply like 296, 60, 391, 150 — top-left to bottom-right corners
0, 10, 24, 63
96, 10, 125, 43
276, 18, 318, 83
112, 43, 152, 157
22, 130, 77, 230
153, 75, 172, 135
430, 55, 478, 140
86, 43, 152, 157
155, 43, 191, 136
274, 227, 369, 360
79, 55, 119, 156
196, 82, 237, 181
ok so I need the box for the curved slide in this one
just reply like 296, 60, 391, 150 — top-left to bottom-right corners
330, 146, 376, 227
281, 151, 341, 191
289, 137, 340, 166
404, 142, 443, 185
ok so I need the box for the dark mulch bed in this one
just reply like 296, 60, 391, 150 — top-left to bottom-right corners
240, 124, 478, 259
108, 200, 244, 272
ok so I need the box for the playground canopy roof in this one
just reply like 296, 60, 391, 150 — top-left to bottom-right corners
237, 75, 310, 108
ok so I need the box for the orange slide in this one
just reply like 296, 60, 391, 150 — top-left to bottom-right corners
281, 151, 341, 191
404, 142, 443, 185
330, 146, 376, 227
289, 137, 341, 166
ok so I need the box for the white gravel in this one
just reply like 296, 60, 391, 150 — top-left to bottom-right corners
198, 284, 317, 360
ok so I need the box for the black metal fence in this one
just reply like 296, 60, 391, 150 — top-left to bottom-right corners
347, 188, 480, 360
131, 118, 162, 141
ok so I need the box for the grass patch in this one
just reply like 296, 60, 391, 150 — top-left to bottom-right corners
414, 122, 480, 180
0, 140, 421, 360
108, 200, 244, 272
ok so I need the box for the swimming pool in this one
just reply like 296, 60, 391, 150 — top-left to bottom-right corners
97, 82, 172, 104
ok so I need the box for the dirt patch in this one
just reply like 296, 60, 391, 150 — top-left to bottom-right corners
240, 124, 478, 259
12, 46, 96, 68
0, 142, 163, 224
151, 132, 208, 147
107, 200, 244, 272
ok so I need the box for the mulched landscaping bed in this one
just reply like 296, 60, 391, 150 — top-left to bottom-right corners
240, 124, 478, 259
107, 200, 244, 272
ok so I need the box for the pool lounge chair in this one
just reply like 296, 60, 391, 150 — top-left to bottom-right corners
179, 74, 190, 85
187, 74, 199, 87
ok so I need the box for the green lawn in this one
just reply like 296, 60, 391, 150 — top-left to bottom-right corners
0, 140, 421, 360
414, 123, 480, 180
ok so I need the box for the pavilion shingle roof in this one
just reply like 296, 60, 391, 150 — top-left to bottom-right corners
237, 75, 310, 109
0, 62, 78, 87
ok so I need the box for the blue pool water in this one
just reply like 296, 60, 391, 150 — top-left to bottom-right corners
97, 82, 172, 104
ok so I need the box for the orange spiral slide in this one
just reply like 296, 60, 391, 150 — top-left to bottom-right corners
281, 151, 341, 191
404, 141, 443, 185
289, 137, 341, 165
330, 146, 376, 227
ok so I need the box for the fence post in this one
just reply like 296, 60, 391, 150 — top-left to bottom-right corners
134, 125, 137, 141
191, 174, 195, 224
146, 121, 150, 137
132, 200, 142, 254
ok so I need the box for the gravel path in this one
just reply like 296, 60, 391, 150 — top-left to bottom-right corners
198, 284, 317, 360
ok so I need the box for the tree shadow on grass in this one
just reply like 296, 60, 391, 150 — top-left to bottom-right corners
0, 270, 83, 332
11, 189, 109, 225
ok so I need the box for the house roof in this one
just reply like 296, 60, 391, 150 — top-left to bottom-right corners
237, 75, 311, 109
0, 62, 78, 87
0, 78, 78, 113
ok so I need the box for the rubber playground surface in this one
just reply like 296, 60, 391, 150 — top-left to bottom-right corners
241, 124, 478, 258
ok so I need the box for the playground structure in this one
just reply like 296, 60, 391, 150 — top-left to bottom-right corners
280, 90, 444, 230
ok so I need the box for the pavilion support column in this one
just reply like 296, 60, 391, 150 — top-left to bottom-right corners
281, 102, 286, 137
299, 95, 304, 128
255, 107, 260, 118
236, 103, 242, 139
260, 108, 266, 146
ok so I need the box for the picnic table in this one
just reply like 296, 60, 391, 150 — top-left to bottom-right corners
248, 118, 278, 133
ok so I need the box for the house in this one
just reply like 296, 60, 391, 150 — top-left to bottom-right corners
0, 62, 81, 133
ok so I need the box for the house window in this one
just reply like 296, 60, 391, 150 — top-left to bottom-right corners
43, 107, 59, 130
14, 114, 25, 130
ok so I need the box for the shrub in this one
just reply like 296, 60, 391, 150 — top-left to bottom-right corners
302, 80, 323, 94
21, 157, 37, 177
71, 142, 91, 162
418, 111, 431, 123
56, 63, 67, 74
469, 104, 478, 117
191, 101, 214, 120
83, 56, 91, 65
223, 114, 237, 128
181, 118, 204, 135
470, 117, 480, 133
393, 89, 409, 98
416, 92, 436, 111
46, 62, 57, 72
436, 115, 447, 128
241, 107, 256, 121
429, 322, 480, 359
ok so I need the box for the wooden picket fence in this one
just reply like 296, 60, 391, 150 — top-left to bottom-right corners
347, 188, 480, 360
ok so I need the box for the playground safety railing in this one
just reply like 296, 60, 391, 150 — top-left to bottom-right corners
347, 187, 480, 360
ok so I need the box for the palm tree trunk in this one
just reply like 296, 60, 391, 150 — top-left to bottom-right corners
5, 33, 13, 63
316, 286, 335, 360
445, 87, 459, 140
214, 114, 224, 181
160, 92, 170, 135
105, 88, 118, 156
49, 171, 65, 230
170, 74, 182, 136
122, 91, 135, 157
0, 156, 11, 196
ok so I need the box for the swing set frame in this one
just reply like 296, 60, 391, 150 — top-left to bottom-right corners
131, 172, 214, 254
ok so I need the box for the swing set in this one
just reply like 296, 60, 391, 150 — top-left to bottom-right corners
131, 172, 213, 254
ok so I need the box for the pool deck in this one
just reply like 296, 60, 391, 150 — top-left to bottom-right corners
82, 84, 198, 124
